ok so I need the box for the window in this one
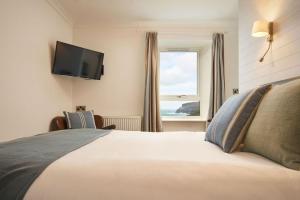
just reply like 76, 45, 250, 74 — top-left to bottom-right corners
160, 51, 200, 118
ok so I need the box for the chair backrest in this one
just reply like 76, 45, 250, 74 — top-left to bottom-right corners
50, 115, 104, 131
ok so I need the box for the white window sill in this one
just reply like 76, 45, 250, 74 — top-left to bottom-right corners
161, 117, 207, 122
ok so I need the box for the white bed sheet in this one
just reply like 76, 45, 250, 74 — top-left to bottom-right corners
25, 131, 300, 200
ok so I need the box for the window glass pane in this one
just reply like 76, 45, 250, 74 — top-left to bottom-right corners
160, 52, 198, 95
160, 101, 200, 117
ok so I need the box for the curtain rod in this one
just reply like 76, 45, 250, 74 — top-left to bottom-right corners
142, 31, 229, 36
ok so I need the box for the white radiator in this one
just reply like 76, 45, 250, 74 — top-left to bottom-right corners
103, 116, 142, 131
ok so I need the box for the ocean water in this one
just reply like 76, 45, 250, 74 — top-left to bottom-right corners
160, 109, 188, 116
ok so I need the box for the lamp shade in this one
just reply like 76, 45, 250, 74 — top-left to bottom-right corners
252, 20, 269, 37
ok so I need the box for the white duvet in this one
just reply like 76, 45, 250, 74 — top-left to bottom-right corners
25, 131, 300, 200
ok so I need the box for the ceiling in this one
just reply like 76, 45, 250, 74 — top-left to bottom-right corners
57, 0, 238, 25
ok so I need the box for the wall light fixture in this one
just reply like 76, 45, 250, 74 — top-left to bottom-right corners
252, 20, 273, 62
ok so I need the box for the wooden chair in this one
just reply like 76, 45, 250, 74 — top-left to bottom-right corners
50, 115, 116, 131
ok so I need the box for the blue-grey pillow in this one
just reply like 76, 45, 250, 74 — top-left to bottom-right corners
63, 110, 96, 129
205, 85, 271, 153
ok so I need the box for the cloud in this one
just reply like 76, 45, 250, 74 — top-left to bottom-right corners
160, 52, 197, 95
160, 81, 197, 95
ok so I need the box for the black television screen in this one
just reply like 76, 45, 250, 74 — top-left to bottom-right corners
52, 41, 104, 80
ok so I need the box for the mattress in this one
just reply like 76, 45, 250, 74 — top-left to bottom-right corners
25, 131, 300, 200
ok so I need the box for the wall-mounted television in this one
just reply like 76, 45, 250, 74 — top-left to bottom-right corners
52, 41, 104, 80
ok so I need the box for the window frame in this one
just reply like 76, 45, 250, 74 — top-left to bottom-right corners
159, 49, 201, 119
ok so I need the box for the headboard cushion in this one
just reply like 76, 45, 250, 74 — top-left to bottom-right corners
243, 78, 300, 170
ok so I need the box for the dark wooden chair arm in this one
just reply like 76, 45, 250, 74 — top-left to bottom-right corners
50, 115, 115, 131
50, 116, 67, 131
93, 115, 104, 129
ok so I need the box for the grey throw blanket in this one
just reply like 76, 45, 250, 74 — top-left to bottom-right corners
0, 129, 110, 200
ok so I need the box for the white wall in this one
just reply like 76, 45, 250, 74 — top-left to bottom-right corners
72, 27, 145, 116
224, 30, 239, 97
0, 0, 73, 141
199, 46, 212, 118
239, 0, 300, 91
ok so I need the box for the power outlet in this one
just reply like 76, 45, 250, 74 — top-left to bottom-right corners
233, 88, 239, 94
76, 106, 86, 112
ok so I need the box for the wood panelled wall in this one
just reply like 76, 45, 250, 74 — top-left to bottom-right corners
239, 0, 300, 91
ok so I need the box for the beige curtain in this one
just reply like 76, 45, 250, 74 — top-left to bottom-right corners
142, 32, 163, 132
208, 33, 225, 124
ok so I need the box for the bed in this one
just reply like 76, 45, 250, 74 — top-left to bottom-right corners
15, 130, 299, 200
1, 77, 300, 200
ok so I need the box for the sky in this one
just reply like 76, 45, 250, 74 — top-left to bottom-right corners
159, 52, 197, 96
159, 52, 198, 111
